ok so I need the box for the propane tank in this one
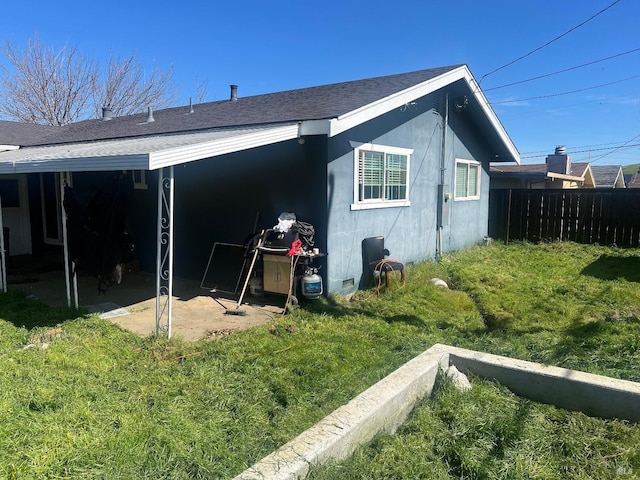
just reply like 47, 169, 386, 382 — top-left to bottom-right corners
301, 267, 323, 299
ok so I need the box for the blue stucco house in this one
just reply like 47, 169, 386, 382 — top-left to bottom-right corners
0, 65, 519, 319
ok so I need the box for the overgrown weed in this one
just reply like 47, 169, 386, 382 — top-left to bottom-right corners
1, 241, 639, 478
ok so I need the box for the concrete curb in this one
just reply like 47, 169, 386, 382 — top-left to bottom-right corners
433, 343, 640, 422
234, 344, 640, 480
233, 348, 444, 480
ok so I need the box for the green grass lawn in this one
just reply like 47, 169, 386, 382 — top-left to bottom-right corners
1, 241, 639, 479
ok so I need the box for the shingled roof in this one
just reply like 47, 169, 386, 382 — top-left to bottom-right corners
0, 64, 520, 173
0, 120, 58, 146
590, 165, 625, 188
6, 65, 463, 147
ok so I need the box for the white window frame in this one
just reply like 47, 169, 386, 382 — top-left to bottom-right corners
351, 143, 413, 211
454, 159, 481, 201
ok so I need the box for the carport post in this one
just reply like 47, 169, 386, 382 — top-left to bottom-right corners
0, 195, 6, 293
155, 166, 174, 338
60, 172, 78, 308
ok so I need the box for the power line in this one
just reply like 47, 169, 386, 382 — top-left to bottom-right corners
588, 133, 640, 163
490, 74, 640, 104
479, 0, 622, 83
519, 142, 640, 160
521, 140, 638, 156
483, 47, 640, 92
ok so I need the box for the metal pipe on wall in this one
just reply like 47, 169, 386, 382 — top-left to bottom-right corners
437, 94, 449, 259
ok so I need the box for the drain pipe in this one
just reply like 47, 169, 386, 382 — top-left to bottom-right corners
437, 93, 449, 260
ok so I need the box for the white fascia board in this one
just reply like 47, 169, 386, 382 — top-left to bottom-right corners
297, 68, 471, 138
149, 123, 299, 170
0, 145, 19, 152
0, 154, 149, 174
329, 66, 470, 137
463, 70, 521, 164
546, 171, 584, 181
299, 65, 520, 165
298, 120, 330, 136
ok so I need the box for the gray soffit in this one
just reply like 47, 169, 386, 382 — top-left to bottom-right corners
0, 123, 299, 173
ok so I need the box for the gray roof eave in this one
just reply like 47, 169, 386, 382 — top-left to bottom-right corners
0, 123, 299, 173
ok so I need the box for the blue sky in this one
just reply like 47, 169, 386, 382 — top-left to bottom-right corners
3, 0, 639, 166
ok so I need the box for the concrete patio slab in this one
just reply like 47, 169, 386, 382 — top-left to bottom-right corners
8, 267, 284, 341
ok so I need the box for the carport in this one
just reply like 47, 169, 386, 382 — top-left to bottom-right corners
0, 123, 299, 338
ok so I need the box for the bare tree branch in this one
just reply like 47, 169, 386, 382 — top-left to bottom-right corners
0, 34, 180, 125
0, 34, 97, 125
93, 51, 179, 118
194, 74, 209, 104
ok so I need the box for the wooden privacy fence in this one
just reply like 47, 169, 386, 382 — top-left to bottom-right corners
489, 189, 640, 247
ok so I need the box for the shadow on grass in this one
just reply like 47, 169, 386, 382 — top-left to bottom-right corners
383, 313, 427, 328
581, 255, 640, 282
0, 290, 84, 330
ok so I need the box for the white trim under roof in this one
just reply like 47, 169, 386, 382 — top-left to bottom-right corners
299, 65, 520, 164
0, 123, 299, 174
0, 145, 19, 152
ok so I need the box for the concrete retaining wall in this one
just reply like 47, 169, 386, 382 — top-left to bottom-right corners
433, 343, 640, 422
234, 344, 640, 480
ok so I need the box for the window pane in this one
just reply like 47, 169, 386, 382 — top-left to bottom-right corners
455, 163, 468, 197
359, 151, 384, 200
385, 153, 407, 200
468, 164, 479, 196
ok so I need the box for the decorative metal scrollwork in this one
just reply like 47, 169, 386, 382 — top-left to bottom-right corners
155, 166, 174, 338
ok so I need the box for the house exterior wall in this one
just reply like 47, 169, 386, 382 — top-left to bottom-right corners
141, 138, 329, 280
324, 89, 493, 295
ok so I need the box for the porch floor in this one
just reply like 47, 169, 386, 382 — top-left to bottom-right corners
5, 254, 285, 341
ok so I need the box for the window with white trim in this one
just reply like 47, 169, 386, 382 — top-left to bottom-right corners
351, 143, 413, 210
454, 159, 481, 200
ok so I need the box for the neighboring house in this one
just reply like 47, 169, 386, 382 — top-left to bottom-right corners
590, 165, 626, 188
626, 173, 640, 188
490, 146, 594, 189
0, 64, 518, 322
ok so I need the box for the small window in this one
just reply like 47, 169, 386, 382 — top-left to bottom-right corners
352, 143, 413, 210
454, 160, 481, 200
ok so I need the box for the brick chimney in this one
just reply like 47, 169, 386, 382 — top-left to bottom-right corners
546, 145, 571, 175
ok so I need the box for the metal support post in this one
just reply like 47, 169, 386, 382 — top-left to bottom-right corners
155, 166, 175, 338
60, 172, 78, 308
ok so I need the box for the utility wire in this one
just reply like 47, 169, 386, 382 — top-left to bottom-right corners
479, 0, 622, 83
519, 141, 640, 160
490, 74, 640, 104
483, 47, 640, 91
588, 133, 640, 163
522, 139, 640, 157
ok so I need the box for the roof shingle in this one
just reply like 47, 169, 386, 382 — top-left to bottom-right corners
3, 65, 462, 147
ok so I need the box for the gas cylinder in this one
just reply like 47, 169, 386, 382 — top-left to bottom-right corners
301, 267, 323, 299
